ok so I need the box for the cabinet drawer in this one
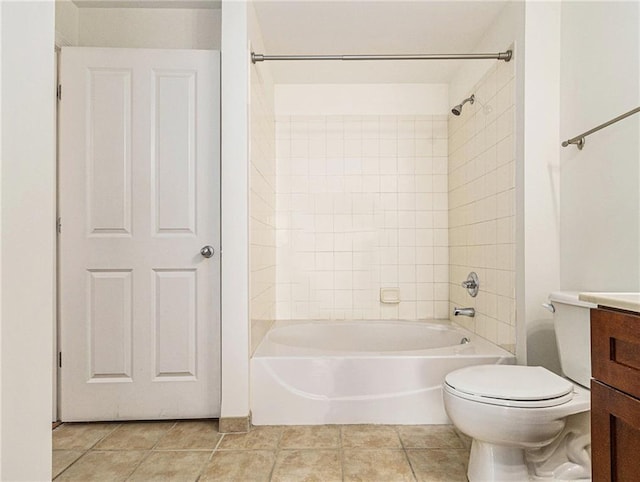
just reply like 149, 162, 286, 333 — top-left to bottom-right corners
592, 308, 640, 398
591, 380, 640, 482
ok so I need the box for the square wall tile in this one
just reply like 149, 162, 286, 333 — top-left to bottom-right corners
275, 114, 448, 321
447, 61, 515, 351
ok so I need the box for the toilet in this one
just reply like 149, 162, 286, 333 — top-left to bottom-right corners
443, 292, 596, 481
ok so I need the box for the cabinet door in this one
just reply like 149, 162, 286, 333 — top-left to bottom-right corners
591, 308, 640, 399
591, 380, 640, 481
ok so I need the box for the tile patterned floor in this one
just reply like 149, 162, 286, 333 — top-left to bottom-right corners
53, 421, 470, 481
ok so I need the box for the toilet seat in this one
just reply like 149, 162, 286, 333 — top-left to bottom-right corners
444, 365, 575, 408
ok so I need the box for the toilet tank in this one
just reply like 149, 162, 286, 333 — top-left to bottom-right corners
549, 291, 597, 388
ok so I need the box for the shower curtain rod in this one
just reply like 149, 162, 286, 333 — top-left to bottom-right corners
251, 50, 512, 63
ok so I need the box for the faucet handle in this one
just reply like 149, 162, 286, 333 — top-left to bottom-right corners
462, 272, 479, 297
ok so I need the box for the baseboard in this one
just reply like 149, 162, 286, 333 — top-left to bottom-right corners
219, 414, 251, 433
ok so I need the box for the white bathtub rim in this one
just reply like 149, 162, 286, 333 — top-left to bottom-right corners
253, 319, 514, 359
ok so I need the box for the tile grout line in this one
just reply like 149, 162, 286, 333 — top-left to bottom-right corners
123, 420, 179, 481
90, 422, 123, 450
339, 425, 345, 482
123, 449, 154, 481
395, 425, 419, 482
195, 428, 227, 481
145, 420, 179, 452
52, 422, 123, 480
265, 426, 285, 481
402, 446, 419, 481
52, 448, 88, 480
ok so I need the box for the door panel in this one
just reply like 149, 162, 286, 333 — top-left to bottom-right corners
88, 269, 133, 381
59, 47, 220, 421
152, 269, 198, 379
87, 69, 132, 236
151, 71, 197, 235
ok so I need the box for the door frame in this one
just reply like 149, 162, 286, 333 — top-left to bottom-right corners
54, 31, 76, 423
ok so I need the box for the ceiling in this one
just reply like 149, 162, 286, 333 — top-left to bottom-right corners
252, 0, 509, 84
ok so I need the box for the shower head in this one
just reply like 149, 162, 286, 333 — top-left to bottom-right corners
451, 94, 475, 116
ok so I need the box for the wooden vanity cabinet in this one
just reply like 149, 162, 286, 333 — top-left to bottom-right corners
591, 307, 640, 481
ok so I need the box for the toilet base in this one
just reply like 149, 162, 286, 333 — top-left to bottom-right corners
468, 440, 530, 482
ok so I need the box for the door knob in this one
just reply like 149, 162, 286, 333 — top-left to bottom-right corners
200, 245, 215, 258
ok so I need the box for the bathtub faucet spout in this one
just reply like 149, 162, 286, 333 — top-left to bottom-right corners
454, 307, 475, 317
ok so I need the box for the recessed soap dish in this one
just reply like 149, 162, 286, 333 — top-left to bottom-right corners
380, 288, 401, 304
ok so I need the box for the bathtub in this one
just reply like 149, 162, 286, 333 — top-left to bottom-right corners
251, 320, 515, 425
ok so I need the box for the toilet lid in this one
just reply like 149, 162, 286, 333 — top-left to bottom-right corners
444, 365, 575, 408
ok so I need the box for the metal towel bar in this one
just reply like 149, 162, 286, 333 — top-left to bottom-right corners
562, 106, 640, 150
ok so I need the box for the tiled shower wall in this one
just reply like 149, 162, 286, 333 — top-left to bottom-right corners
448, 59, 516, 352
275, 115, 449, 320
249, 61, 276, 352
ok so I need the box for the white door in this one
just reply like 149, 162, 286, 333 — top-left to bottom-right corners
58, 48, 220, 421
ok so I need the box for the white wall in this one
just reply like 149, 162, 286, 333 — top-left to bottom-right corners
522, 2, 562, 372
0, 1, 55, 479
220, 0, 250, 419
55, 0, 79, 46
518, 1, 639, 372
559, 1, 640, 292
54, 1, 222, 50
449, 2, 524, 111
249, 2, 277, 353
78, 7, 221, 49
276, 84, 449, 116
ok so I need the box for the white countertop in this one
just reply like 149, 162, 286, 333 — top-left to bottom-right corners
578, 292, 640, 313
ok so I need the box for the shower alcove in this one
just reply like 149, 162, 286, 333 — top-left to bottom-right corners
245, 1, 518, 424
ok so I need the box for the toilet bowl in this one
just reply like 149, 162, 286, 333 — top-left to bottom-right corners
443, 365, 590, 481
443, 291, 596, 481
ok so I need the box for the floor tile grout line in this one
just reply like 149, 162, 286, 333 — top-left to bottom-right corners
131, 420, 219, 482
206, 432, 225, 455
55, 420, 215, 481
396, 424, 419, 481
123, 449, 154, 482
402, 446, 419, 481
195, 430, 227, 481
267, 452, 278, 482
126, 420, 218, 481
275, 425, 285, 451
148, 420, 178, 451
212, 431, 226, 452
52, 421, 122, 479
339, 425, 345, 482
92, 448, 216, 452
94, 420, 177, 452
266, 447, 408, 452
191, 450, 215, 482
53, 421, 121, 451
87, 422, 122, 451
266, 426, 285, 481
52, 448, 88, 480
395, 425, 407, 450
